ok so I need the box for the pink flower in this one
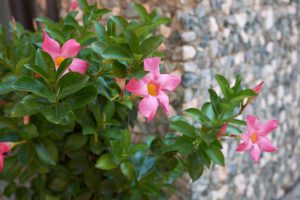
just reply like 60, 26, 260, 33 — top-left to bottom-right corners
0, 142, 13, 172
42, 31, 88, 75
216, 123, 228, 139
125, 57, 181, 122
253, 81, 264, 94
23, 116, 30, 125
70, 0, 78, 11
236, 115, 278, 163
115, 78, 126, 97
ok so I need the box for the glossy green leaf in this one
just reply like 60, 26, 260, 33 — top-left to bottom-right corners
120, 161, 135, 180
170, 117, 196, 138
42, 103, 71, 124
12, 77, 54, 101
112, 61, 127, 78
125, 29, 141, 54
63, 85, 97, 109
34, 138, 58, 166
55, 58, 72, 80
231, 89, 257, 103
24, 63, 49, 80
57, 72, 89, 99
65, 134, 87, 151
205, 144, 224, 166
215, 74, 231, 98
110, 16, 128, 31
95, 153, 119, 170
102, 45, 132, 61
141, 35, 163, 57
132, 3, 149, 21
187, 152, 204, 181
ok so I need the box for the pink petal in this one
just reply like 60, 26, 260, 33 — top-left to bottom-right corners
216, 123, 228, 139
23, 116, 30, 125
157, 91, 170, 115
159, 74, 181, 91
236, 141, 251, 152
250, 144, 261, 163
70, 0, 78, 11
0, 155, 4, 172
68, 58, 89, 74
138, 96, 159, 122
259, 120, 278, 137
144, 57, 161, 79
0, 142, 12, 153
125, 78, 148, 96
246, 115, 259, 133
42, 31, 60, 59
258, 137, 277, 152
253, 81, 264, 94
61, 39, 81, 58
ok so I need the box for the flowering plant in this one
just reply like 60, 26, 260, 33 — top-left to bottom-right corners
0, 1, 277, 199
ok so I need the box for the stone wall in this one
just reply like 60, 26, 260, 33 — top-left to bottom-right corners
76, 0, 300, 199
4, 0, 300, 199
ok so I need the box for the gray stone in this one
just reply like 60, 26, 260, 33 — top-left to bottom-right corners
182, 72, 198, 87
181, 31, 197, 42
182, 45, 197, 60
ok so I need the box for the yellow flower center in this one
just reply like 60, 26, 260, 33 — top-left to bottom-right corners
147, 82, 158, 96
250, 133, 258, 143
55, 56, 65, 67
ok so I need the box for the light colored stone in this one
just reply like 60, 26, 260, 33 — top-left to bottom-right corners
209, 17, 219, 33
182, 45, 197, 60
181, 31, 197, 42
221, 0, 232, 15
263, 8, 274, 30
159, 25, 172, 38
234, 52, 245, 65
184, 61, 198, 72
235, 13, 248, 28
234, 174, 246, 194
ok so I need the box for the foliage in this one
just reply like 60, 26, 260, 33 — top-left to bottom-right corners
0, 1, 259, 199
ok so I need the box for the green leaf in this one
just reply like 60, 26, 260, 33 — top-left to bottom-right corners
215, 74, 231, 98
36, 49, 55, 79
102, 45, 132, 61
185, 108, 211, 124
11, 94, 50, 117
42, 103, 71, 124
112, 61, 127, 78
0, 81, 14, 95
187, 152, 204, 181
231, 89, 257, 103
120, 161, 135, 180
95, 153, 119, 170
12, 77, 54, 101
132, 3, 149, 21
18, 124, 39, 139
63, 85, 97, 109
141, 35, 163, 57
91, 41, 107, 55
107, 18, 116, 36
110, 16, 128, 31
57, 72, 89, 99
65, 134, 87, 151
205, 144, 224, 166
24, 63, 49, 80
94, 22, 107, 41
170, 117, 196, 138
55, 58, 72, 80
34, 138, 58, 166
125, 29, 141, 54
201, 102, 215, 120
226, 125, 243, 135
208, 89, 221, 115
35, 16, 54, 24
162, 136, 194, 154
